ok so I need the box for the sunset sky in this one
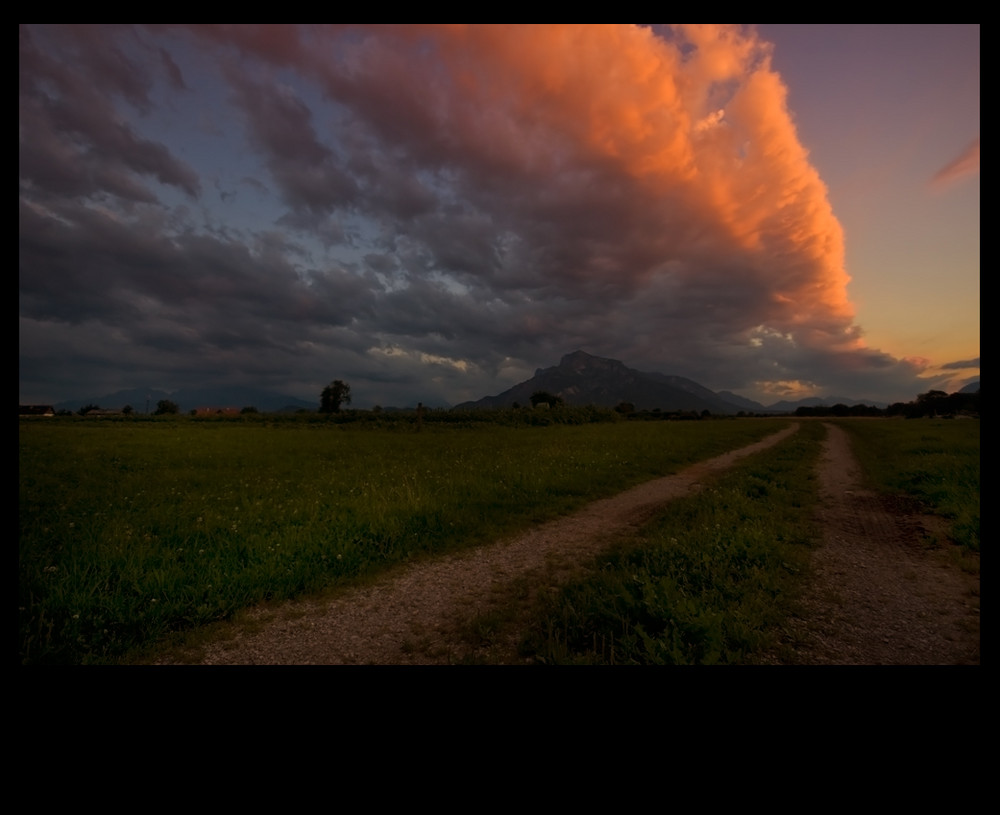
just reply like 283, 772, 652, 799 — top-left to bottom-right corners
19, 24, 979, 408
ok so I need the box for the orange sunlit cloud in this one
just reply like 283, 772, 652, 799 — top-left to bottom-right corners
292, 24, 859, 340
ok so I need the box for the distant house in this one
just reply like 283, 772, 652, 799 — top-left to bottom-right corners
84, 408, 123, 417
19, 405, 55, 416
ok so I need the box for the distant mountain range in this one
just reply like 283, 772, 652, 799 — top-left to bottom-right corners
455, 350, 888, 414
53, 387, 314, 415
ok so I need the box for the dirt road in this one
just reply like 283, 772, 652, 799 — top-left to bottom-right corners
774, 423, 980, 665
157, 422, 979, 665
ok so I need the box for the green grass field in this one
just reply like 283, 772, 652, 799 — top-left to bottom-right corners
833, 418, 980, 552
516, 420, 825, 664
512, 417, 979, 665
19, 416, 978, 665
19, 416, 786, 664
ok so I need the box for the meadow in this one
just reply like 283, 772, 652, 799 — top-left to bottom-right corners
19, 414, 978, 665
513, 417, 979, 664
19, 414, 786, 665
515, 420, 826, 664
834, 418, 980, 552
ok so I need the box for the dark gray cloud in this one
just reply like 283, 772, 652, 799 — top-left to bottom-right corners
19, 26, 201, 205
20, 24, 954, 407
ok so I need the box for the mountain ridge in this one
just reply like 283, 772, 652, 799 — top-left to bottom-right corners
54, 387, 314, 414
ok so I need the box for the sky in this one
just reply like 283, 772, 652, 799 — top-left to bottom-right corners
19, 24, 980, 408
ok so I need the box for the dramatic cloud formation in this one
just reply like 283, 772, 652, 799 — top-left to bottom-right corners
19, 24, 976, 407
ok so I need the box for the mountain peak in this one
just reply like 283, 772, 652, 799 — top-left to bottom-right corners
458, 350, 739, 413
557, 349, 624, 372
559, 349, 597, 365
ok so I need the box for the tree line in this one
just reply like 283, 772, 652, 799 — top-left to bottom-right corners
45, 383, 979, 421
793, 388, 979, 419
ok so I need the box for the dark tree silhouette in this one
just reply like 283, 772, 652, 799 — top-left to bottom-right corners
320, 380, 352, 413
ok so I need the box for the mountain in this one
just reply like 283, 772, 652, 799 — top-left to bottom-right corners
715, 391, 767, 413
455, 350, 747, 413
763, 395, 887, 413
170, 387, 314, 413
454, 350, 892, 414
55, 387, 314, 414
55, 388, 173, 414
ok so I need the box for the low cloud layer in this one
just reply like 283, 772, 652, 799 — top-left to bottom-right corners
19, 24, 969, 406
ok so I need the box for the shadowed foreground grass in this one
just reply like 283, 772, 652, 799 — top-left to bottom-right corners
512, 420, 825, 664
